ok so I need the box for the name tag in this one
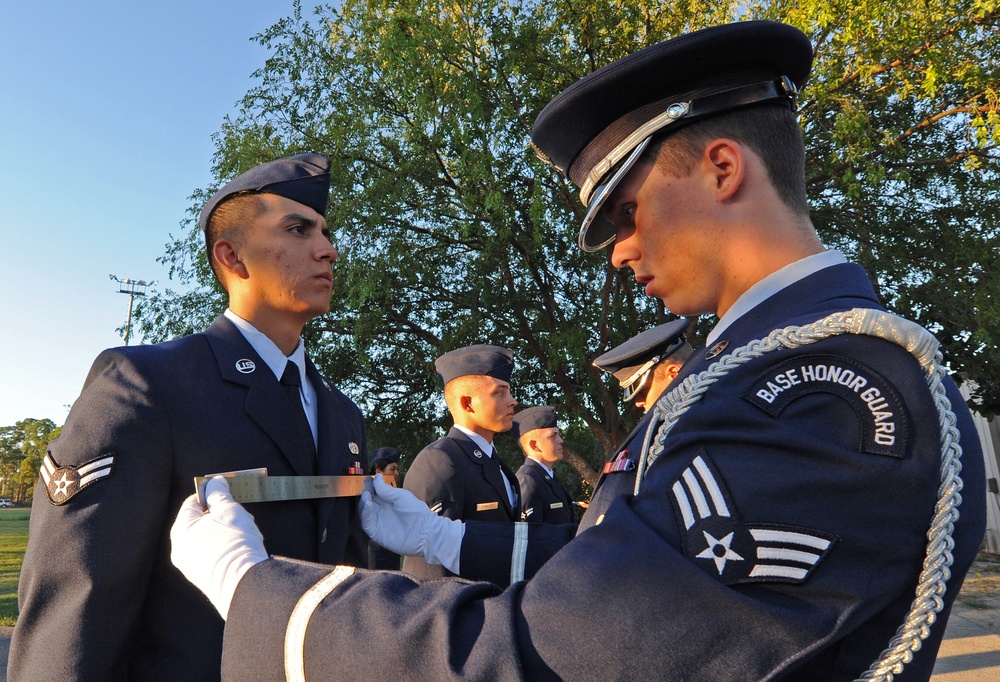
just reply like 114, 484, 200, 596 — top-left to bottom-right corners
477, 502, 499, 511
549, 502, 564, 509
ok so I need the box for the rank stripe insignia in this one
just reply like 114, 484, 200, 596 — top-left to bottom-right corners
40, 452, 115, 505
669, 451, 837, 586
671, 455, 731, 529
747, 528, 834, 580
429, 501, 444, 514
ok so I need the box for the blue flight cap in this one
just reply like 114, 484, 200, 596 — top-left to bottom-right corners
594, 319, 690, 398
435, 345, 515, 385
530, 21, 813, 252
368, 446, 401, 469
512, 406, 558, 438
199, 153, 331, 230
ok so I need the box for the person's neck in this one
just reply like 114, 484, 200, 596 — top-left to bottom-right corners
454, 421, 495, 443
529, 454, 556, 469
228, 302, 307, 355
715, 217, 823, 318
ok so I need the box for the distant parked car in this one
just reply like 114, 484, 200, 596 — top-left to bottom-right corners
0, 498, 13, 508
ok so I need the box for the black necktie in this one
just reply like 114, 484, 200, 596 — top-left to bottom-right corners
281, 360, 316, 457
483, 448, 507, 498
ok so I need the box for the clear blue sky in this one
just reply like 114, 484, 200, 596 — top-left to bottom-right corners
0, 0, 323, 426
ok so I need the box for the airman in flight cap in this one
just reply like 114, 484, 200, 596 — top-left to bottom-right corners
11, 153, 370, 681
400, 344, 521, 581
512, 406, 576, 525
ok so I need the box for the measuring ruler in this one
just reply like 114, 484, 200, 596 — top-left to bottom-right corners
194, 470, 397, 506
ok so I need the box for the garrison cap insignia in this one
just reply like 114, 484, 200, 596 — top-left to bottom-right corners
741, 354, 908, 457
670, 452, 836, 585
40, 452, 115, 505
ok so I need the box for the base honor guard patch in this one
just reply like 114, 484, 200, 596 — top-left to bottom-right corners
669, 452, 836, 585
40, 452, 115, 505
741, 354, 908, 457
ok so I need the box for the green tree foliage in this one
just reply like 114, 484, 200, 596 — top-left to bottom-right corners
0, 419, 60, 503
137, 0, 1000, 487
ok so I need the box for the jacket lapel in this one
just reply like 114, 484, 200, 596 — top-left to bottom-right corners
204, 316, 316, 476
449, 428, 517, 518
308, 359, 360, 532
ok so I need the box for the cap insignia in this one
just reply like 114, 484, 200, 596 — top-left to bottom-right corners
706, 340, 730, 360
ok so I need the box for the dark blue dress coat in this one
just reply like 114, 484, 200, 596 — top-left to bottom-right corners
221, 263, 985, 681
401, 427, 520, 579
9, 315, 368, 681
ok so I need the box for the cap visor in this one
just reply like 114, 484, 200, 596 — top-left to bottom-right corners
578, 136, 652, 252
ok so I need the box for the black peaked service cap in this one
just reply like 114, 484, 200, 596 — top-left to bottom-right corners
199, 153, 331, 231
530, 21, 813, 252
512, 406, 558, 438
594, 318, 690, 392
436, 345, 515, 385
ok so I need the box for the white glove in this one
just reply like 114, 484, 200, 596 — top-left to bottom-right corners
170, 476, 269, 620
360, 474, 464, 573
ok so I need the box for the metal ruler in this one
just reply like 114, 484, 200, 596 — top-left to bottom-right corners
194, 470, 397, 506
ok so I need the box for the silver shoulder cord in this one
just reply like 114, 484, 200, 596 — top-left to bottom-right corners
633, 308, 965, 682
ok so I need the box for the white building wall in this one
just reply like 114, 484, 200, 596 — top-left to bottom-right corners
961, 385, 1000, 554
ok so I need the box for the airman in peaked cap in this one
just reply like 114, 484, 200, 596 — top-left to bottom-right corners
168, 22, 985, 682
594, 318, 692, 409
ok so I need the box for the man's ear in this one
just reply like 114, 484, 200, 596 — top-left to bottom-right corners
666, 363, 681, 380
213, 239, 249, 280
528, 438, 541, 454
459, 394, 474, 413
703, 138, 745, 202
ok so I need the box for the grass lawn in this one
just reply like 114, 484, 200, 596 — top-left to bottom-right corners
0, 508, 29, 626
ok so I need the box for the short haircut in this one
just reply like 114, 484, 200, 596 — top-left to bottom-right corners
203, 193, 267, 290
654, 342, 694, 381
368, 459, 395, 475
647, 103, 809, 216
443, 374, 492, 417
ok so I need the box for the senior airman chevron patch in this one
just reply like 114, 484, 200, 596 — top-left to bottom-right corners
670, 452, 836, 585
40, 452, 115, 505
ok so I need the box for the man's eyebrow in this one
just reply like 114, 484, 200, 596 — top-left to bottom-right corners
283, 212, 319, 226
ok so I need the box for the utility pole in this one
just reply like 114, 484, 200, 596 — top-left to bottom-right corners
109, 275, 156, 346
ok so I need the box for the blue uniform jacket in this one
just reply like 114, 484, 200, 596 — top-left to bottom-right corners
220, 263, 985, 681
9, 315, 368, 681
516, 458, 576, 524
402, 427, 520, 579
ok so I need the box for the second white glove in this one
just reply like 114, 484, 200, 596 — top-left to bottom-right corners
360, 474, 464, 573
